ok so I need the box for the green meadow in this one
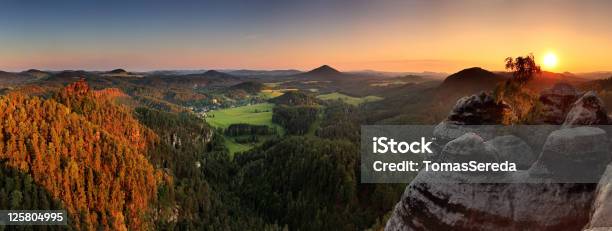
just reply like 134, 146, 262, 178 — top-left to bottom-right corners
205, 103, 283, 155
206, 103, 276, 128
317, 92, 383, 106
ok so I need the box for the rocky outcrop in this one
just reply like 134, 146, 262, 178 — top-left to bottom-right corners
439, 133, 497, 163
529, 127, 610, 180
433, 91, 516, 143
448, 91, 515, 125
386, 129, 606, 231
539, 83, 578, 124
385, 179, 595, 231
563, 91, 608, 126
485, 135, 536, 170
585, 165, 612, 230
385, 82, 612, 231
433, 121, 498, 144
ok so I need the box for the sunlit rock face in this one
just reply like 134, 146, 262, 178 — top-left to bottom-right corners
539, 83, 578, 124
563, 91, 609, 126
585, 165, 612, 230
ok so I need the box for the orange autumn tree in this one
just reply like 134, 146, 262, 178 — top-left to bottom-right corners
495, 54, 543, 123
0, 82, 162, 230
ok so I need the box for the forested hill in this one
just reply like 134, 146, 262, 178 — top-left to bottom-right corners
0, 79, 405, 230
0, 81, 281, 230
0, 86, 161, 230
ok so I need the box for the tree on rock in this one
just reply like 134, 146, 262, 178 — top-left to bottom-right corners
495, 54, 543, 122
505, 54, 541, 84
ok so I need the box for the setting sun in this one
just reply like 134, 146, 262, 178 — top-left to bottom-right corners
542, 53, 558, 70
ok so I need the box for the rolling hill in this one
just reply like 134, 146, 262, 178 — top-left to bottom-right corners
0, 71, 37, 86
438, 67, 506, 93
292, 65, 345, 79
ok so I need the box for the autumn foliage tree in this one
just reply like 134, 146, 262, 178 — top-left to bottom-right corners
54, 79, 157, 152
0, 81, 162, 230
495, 54, 543, 122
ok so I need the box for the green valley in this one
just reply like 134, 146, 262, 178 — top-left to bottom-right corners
205, 103, 284, 155
317, 92, 383, 106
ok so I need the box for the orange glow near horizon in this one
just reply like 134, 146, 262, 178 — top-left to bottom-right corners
2, 1, 612, 73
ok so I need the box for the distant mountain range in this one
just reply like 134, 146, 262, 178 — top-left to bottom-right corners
347, 70, 448, 79
147, 69, 303, 77
227, 69, 302, 77
2, 66, 611, 84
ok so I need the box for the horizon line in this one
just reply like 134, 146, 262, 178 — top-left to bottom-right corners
4, 66, 612, 75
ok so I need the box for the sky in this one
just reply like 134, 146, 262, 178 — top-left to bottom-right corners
2, 0, 612, 73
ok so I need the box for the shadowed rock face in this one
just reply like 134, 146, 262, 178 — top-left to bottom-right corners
539, 83, 578, 124
448, 91, 515, 125
440, 133, 497, 163
434, 91, 515, 145
485, 135, 535, 170
435, 91, 515, 143
385, 131, 600, 231
531, 127, 610, 180
385, 181, 595, 231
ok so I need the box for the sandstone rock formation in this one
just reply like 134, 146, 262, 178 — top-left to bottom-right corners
439, 133, 497, 163
434, 91, 516, 143
485, 135, 536, 170
385, 131, 597, 231
530, 127, 609, 180
539, 82, 578, 124
386, 82, 612, 231
563, 91, 609, 126
448, 91, 515, 125
385, 180, 595, 231
386, 127, 610, 230
433, 121, 499, 143
585, 165, 612, 230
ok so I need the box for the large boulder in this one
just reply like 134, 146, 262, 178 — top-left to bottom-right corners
448, 91, 515, 125
485, 135, 536, 170
563, 91, 608, 126
433, 121, 500, 143
539, 83, 578, 124
529, 127, 610, 180
385, 129, 603, 231
385, 175, 595, 231
585, 165, 612, 230
439, 133, 497, 163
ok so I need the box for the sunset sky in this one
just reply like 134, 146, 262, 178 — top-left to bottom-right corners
2, 0, 612, 73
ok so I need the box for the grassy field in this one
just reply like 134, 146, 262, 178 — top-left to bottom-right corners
259, 89, 298, 99
259, 89, 285, 99
223, 138, 253, 154
205, 103, 282, 155
206, 103, 276, 128
317, 92, 383, 106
